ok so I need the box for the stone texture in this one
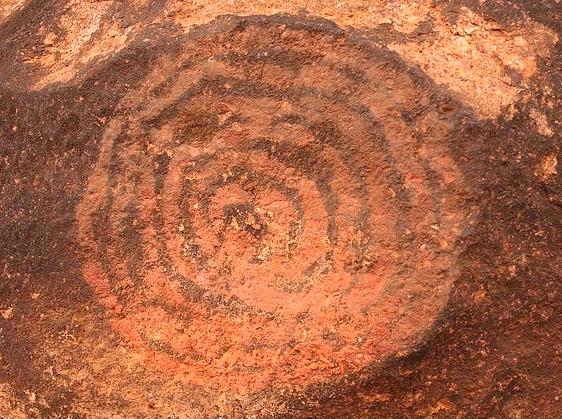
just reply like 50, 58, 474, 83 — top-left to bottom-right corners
0, 1, 560, 417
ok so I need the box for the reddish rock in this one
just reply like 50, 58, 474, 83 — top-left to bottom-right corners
0, 1, 560, 417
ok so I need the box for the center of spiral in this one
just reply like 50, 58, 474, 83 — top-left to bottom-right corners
223, 203, 267, 239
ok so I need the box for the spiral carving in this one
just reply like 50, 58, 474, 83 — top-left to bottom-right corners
77, 15, 468, 393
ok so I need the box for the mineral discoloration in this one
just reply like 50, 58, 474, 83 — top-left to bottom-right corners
8, 0, 557, 119
24, 0, 130, 89
0, 384, 27, 419
388, 5, 556, 118
0, 0, 27, 22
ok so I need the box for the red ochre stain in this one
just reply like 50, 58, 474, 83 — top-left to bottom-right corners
76, 15, 469, 394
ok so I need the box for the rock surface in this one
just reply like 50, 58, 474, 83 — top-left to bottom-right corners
0, 1, 560, 418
